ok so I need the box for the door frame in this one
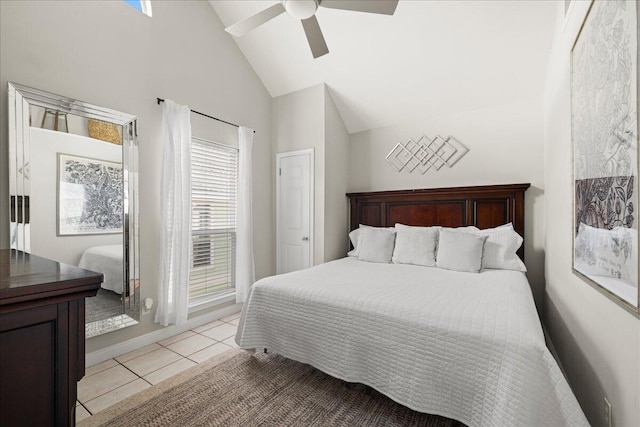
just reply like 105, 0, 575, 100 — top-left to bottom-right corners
276, 148, 315, 274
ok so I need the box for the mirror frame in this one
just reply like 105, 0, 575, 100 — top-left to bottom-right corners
8, 82, 140, 336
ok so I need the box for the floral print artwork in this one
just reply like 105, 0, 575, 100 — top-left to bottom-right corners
572, 0, 638, 304
575, 176, 634, 233
58, 153, 123, 235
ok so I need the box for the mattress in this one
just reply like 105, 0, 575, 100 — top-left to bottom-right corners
78, 245, 124, 294
236, 257, 588, 427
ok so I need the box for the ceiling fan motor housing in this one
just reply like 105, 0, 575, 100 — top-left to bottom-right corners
283, 0, 319, 20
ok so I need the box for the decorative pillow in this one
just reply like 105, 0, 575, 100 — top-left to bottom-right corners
348, 224, 394, 257
436, 230, 488, 273
442, 223, 526, 272
574, 222, 633, 281
357, 227, 397, 264
473, 224, 526, 272
347, 229, 359, 256
392, 223, 439, 267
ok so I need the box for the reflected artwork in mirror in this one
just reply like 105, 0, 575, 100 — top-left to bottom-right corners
571, 0, 639, 313
8, 82, 140, 336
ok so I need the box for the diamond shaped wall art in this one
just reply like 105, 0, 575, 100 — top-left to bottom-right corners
385, 135, 469, 174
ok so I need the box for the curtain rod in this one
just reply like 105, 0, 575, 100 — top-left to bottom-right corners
156, 98, 255, 133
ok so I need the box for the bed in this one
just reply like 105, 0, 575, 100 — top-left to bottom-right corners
78, 244, 124, 294
236, 184, 588, 426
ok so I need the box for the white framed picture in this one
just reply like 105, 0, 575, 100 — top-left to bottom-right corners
57, 153, 123, 236
571, 0, 639, 309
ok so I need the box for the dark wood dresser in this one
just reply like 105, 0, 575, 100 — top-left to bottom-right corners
0, 249, 102, 427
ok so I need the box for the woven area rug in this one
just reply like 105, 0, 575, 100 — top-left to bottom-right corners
85, 289, 122, 323
80, 349, 465, 427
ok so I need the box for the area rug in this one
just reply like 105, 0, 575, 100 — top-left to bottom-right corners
80, 349, 465, 427
85, 288, 122, 323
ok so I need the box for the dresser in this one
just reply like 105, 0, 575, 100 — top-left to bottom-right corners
0, 250, 102, 427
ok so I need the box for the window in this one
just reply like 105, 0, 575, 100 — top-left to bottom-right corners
189, 137, 238, 304
123, 0, 152, 17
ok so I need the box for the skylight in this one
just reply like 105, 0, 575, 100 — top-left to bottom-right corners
123, 0, 152, 17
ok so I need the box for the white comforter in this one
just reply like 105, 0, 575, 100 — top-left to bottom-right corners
78, 245, 124, 294
236, 257, 588, 427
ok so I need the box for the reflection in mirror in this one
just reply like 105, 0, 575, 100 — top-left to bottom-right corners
8, 82, 140, 337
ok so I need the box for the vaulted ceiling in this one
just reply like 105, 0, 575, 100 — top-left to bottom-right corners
209, 1, 557, 134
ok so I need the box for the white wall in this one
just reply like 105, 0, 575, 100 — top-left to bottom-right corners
543, 2, 640, 426
272, 84, 326, 264
0, 0, 273, 351
272, 83, 351, 266
323, 88, 350, 261
30, 128, 122, 265
348, 99, 546, 307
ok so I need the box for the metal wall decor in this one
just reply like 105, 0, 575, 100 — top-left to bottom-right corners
385, 135, 469, 174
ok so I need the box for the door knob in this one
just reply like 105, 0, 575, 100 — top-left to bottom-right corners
302, 236, 309, 241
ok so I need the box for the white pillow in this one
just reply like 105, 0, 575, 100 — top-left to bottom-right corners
436, 230, 488, 273
574, 222, 632, 280
443, 223, 526, 272
348, 224, 394, 257
348, 229, 359, 256
473, 224, 526, 272
357, 227, 396, 263
392, 223, 439, 267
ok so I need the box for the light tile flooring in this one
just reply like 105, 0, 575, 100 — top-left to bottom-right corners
76, 311, 241, 423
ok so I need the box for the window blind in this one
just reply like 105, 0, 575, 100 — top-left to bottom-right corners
189, 137, 238, 301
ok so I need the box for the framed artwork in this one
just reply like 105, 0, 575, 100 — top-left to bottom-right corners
57, 153, 123, 236
572, 0, 639, 310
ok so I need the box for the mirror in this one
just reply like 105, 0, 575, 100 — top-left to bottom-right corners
8, 82, 140, 337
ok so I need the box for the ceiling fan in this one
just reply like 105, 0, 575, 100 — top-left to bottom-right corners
224, 0, 399, 59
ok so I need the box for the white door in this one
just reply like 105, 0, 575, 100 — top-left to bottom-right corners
277, 149, 313, 274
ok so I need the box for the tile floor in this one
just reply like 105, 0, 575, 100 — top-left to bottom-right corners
76, 311, 241, 423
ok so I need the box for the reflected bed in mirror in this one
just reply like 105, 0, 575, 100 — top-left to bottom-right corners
8, 82, 140, 337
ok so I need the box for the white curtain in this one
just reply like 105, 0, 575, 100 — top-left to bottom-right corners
236, 126, 255, 303
155, 100, 192, 326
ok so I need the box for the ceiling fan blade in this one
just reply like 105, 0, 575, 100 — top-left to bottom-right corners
301, 15, 329, 58
225, 2, 286, 37
320, 0, 398, 15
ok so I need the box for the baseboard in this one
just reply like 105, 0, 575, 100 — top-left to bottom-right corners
85, 303, 242, 367
541, 321, 568, 378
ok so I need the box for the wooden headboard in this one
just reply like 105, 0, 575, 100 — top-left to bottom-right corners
346, 183, 530, 260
